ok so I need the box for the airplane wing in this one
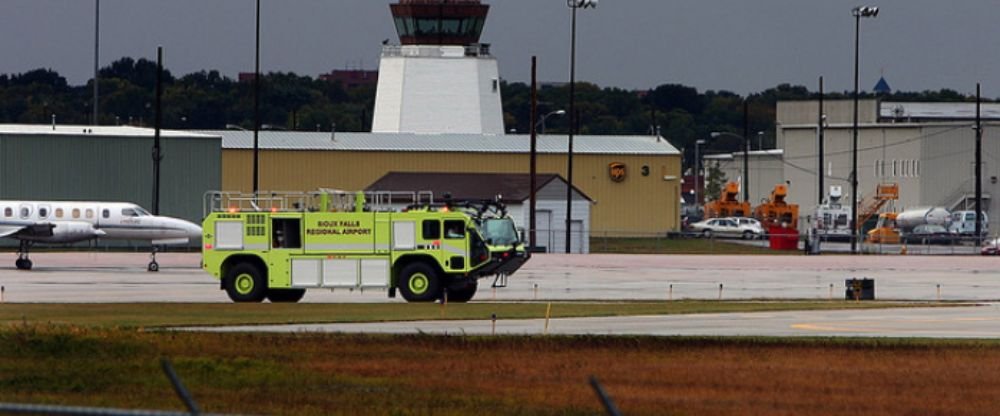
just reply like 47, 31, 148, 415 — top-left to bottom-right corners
0, 225, 24, 238
0, 221, 56, 239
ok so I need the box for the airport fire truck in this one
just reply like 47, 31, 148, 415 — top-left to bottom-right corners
201, 190, 528, 303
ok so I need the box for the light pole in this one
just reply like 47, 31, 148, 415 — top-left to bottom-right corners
565, 0, 597, 254
253, 0, 262, 197
536, 109, 566, 134
694, 139, 706, 209
851, 5, 878, 254
93, 0, 100, 126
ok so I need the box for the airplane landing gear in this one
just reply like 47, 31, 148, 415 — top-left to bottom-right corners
148, 246, 159, 272
15, 241, 33, 270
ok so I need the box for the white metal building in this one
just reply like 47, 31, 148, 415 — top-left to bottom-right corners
365, 172, 593, 253
777, 99, 1000, 232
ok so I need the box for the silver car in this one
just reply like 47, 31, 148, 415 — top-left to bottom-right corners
728, 217, 765, 239
690, 218, 755, 239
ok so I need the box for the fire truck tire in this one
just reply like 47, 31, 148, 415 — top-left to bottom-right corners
267, 288, 306, 303
398, 263, 441, 302
447, 282, 478, 303
224, 263, 267, 303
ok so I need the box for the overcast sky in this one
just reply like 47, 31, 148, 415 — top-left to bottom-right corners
2, 0, 998, 96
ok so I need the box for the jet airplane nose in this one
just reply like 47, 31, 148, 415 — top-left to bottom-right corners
183, 221, 203, 241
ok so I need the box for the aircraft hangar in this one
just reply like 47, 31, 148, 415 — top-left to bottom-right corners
0, 124, 221, 223
208, 130, 683, 237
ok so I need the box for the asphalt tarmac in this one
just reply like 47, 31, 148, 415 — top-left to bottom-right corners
197, 305, 1000, 339
4, 252, 1000, 338
1, 252, 999, 303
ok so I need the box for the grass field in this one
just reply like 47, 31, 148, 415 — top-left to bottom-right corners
2, 324, 999, 415
0, 301, 920, 328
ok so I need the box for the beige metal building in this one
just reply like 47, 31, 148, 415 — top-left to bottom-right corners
211, 131, 682, 235
777, 99, 1000, 231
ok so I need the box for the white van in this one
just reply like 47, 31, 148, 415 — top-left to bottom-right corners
948, 211, 988, 236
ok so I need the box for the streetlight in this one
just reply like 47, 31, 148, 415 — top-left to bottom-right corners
565, 0, 597, 254
536, 109, 566, 134
851, 5, 878, 254
711, 131, 749, 203
694, 139, 706, 209
253, 0, 262, 197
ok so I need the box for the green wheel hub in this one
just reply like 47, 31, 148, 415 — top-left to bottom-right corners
408, 273, 429, 295
234, 273, 255, 295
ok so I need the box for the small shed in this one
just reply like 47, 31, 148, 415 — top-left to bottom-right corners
366, 172, 593, 254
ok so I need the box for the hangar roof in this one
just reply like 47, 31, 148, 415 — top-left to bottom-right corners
0, 124, 219, 139
203, 130, 680, 155
366, 172, 593, 202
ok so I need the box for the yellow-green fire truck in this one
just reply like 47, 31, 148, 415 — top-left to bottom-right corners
201, 190, 528, 303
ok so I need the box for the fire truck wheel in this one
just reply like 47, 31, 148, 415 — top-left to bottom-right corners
398, 263, 441, 302
447, 282, 478, 303
225, 263, 267, 303
267, 288, 306, 303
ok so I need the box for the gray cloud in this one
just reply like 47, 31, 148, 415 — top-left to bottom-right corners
2, 0, 998, 96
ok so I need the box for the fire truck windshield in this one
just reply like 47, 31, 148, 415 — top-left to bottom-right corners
481, 218, 519, 246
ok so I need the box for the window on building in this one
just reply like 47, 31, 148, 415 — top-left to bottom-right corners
892, 160, 898, 177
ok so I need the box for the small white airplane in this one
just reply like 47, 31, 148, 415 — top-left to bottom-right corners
0, 201, 202, 271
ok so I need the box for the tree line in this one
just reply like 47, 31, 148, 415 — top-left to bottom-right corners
0, 57, 980, 166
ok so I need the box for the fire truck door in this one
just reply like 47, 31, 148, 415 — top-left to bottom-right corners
441, 219, 469, 272
270, 215, 305, 287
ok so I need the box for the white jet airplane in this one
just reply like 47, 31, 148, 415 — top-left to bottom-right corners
0, 201, 202, 271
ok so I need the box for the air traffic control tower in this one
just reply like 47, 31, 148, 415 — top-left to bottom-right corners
372, 0, 504, 135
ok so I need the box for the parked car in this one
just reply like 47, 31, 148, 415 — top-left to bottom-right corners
690, 218, 758, 239
981, 238, 1000, 255
728, 217, 765, 239
949, 210, 989, 236
902, 224, 953, 245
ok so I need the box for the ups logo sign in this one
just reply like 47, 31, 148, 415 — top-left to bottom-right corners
609, 162, 626, 183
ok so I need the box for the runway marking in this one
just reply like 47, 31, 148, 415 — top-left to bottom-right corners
792, 316, 1000, 334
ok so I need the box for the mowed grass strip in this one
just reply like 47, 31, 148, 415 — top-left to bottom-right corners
2, 326, 1000, 415
0, 301, 930, 328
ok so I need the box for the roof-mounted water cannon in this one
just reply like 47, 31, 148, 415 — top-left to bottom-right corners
852, 6, 879, 18
568, 0, 598, 8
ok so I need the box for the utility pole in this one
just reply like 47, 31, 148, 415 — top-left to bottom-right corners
818, 76, 825, 205
529, 56, 538, 252
152, 47, 163, 215
975, 83, 983, 244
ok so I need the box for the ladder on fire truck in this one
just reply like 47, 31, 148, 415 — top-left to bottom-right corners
203, 190, 435, 216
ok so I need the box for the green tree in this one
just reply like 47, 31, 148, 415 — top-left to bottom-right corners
703, 162, 728, 203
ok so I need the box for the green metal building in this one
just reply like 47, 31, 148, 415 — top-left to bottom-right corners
0, 124, 221, 223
